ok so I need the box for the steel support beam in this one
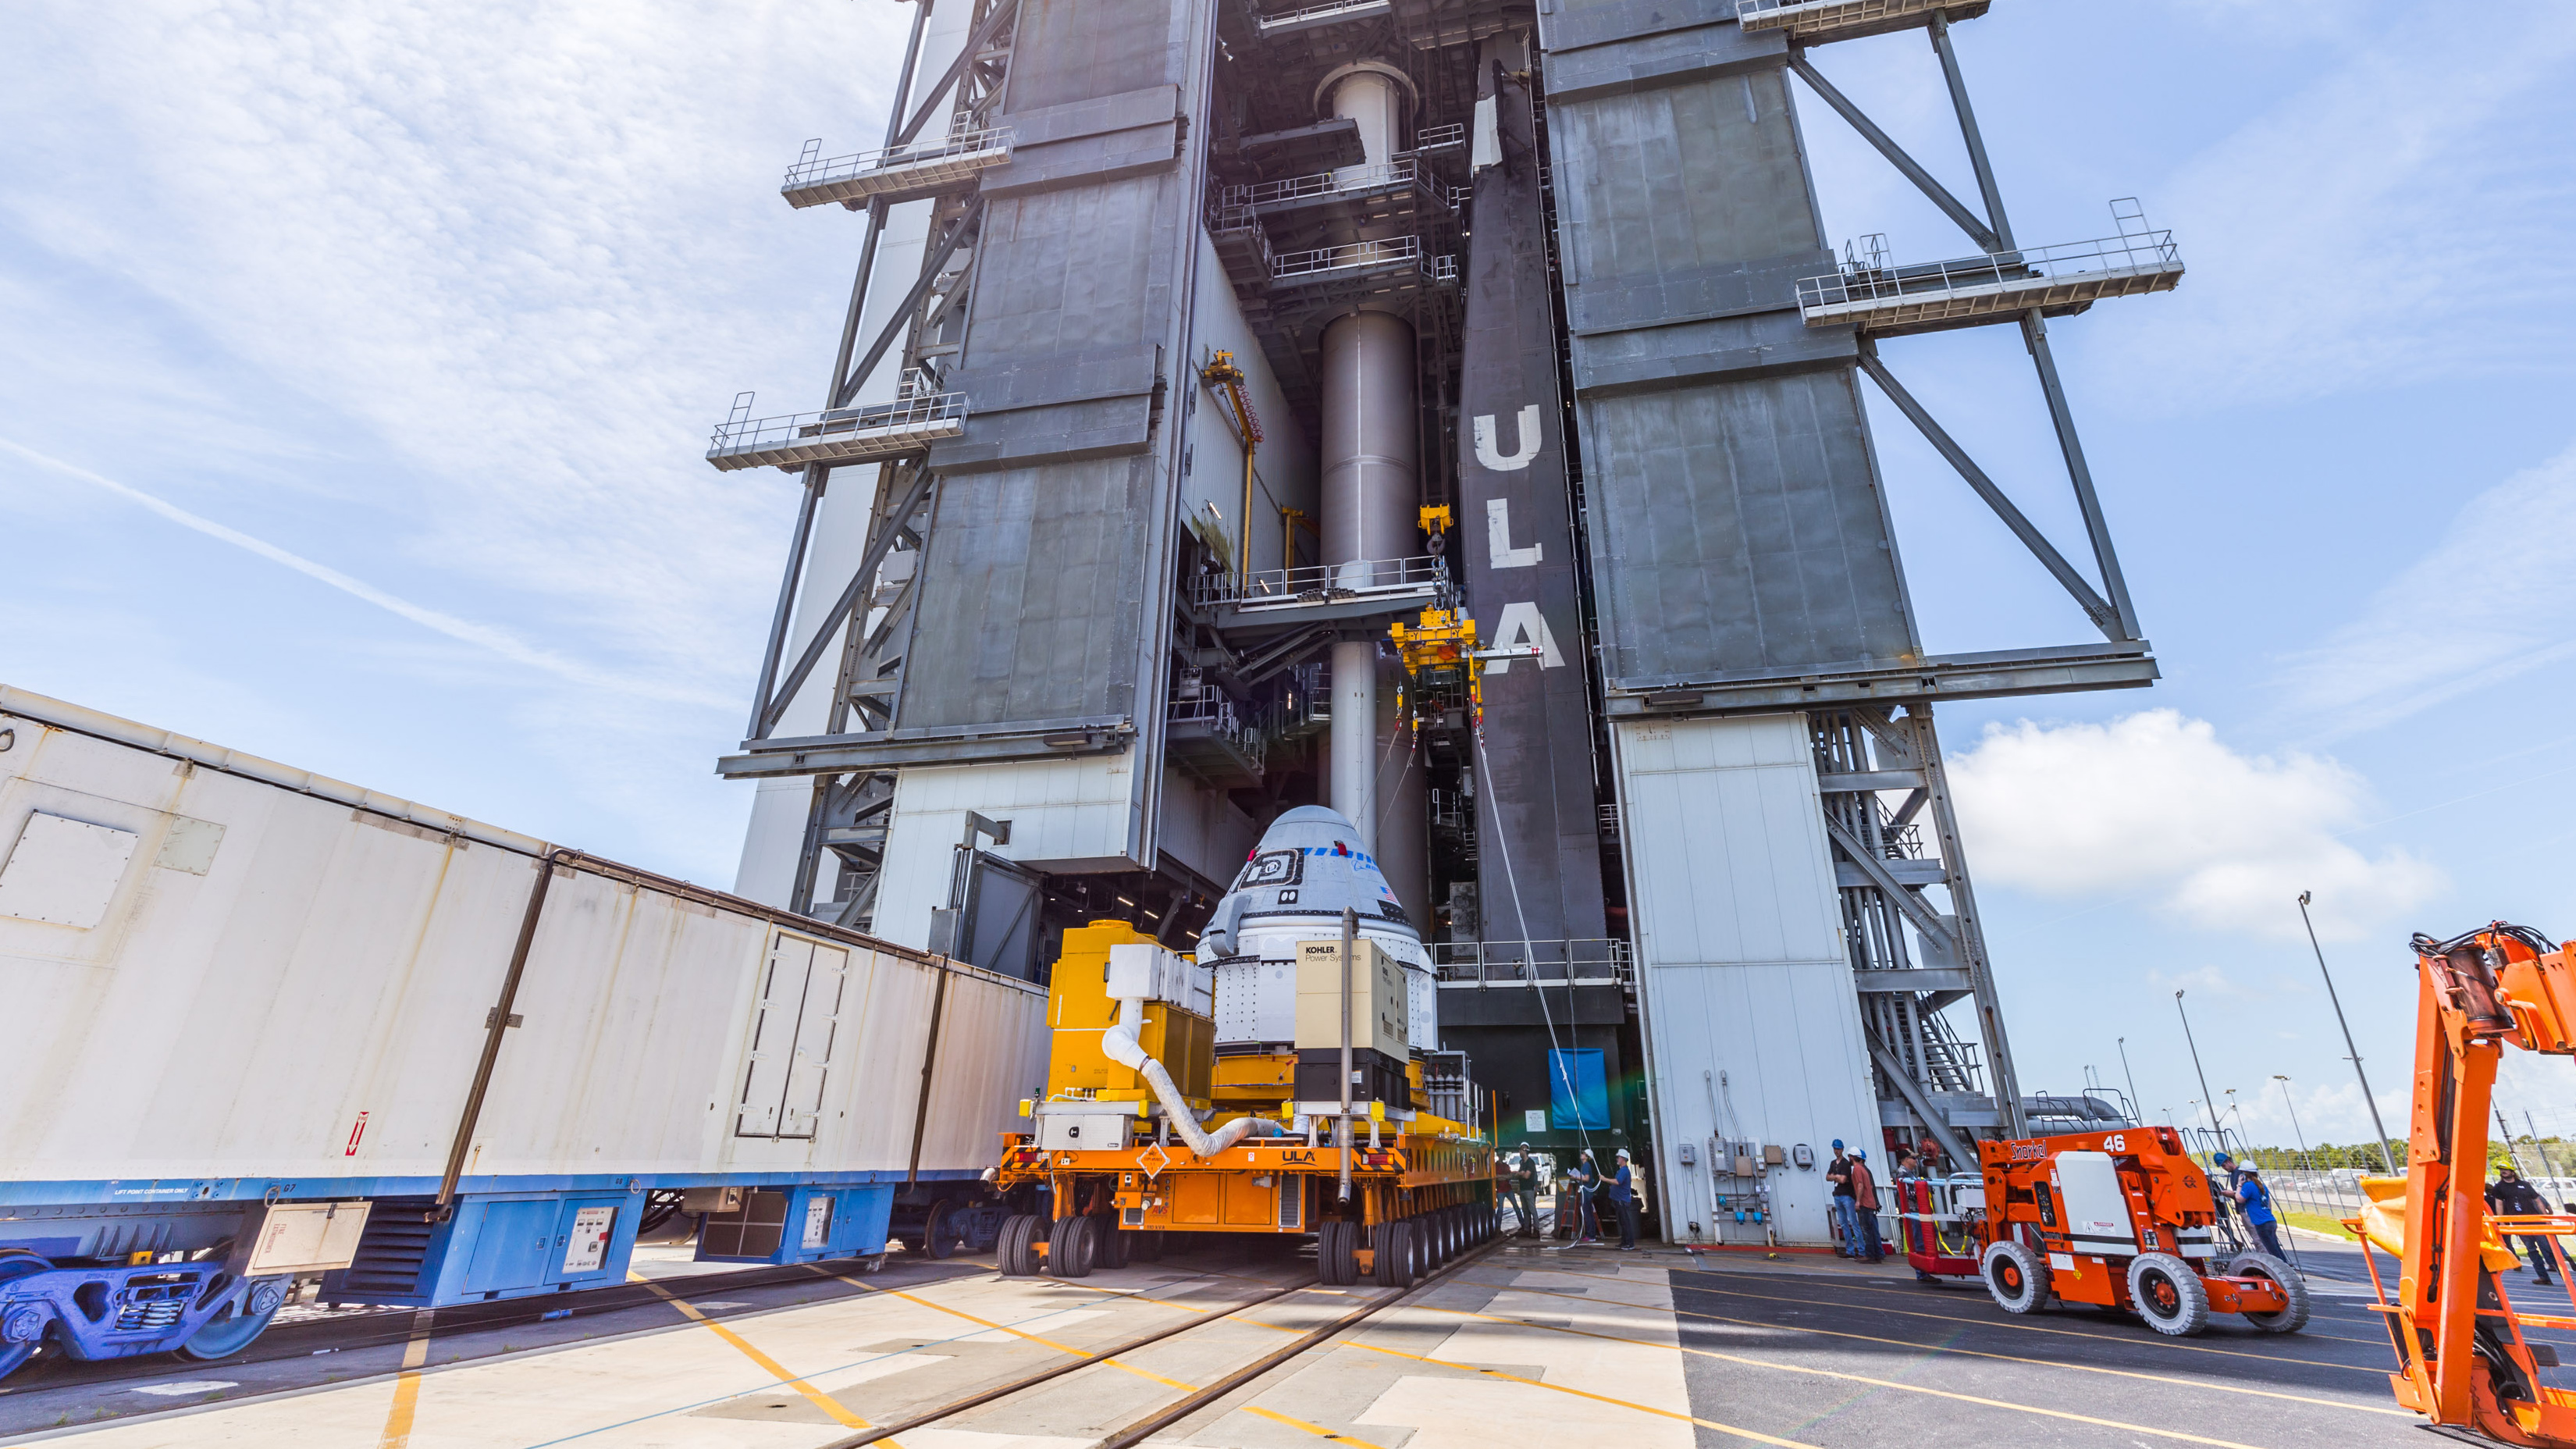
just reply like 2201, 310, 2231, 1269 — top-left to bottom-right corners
756, 466, 940, 738
1859, 347, 2119, 636
2021, 312, 2141, 641
1787, 52, 1998, 255
1905, 703, 2025, 1137
1927, 12, 2012, 251
1870, 1038, 1980, 1168
833, 201, 981, 410
895, 0, 1022, 148
1822, 814, 1957, 958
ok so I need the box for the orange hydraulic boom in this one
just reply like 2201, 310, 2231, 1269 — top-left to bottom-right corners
2354, 924, 2576, 1444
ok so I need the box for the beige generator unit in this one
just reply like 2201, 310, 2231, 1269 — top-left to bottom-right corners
1292, 938, 1412, 1103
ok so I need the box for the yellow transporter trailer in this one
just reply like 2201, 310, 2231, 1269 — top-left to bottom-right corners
992, 922, 1499, 1287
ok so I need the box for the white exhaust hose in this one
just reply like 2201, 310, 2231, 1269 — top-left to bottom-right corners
1101, 998, 1286, 1159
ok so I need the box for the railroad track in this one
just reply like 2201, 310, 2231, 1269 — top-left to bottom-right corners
0, 1252, 992, 1401
818, 1227, 1503, 1449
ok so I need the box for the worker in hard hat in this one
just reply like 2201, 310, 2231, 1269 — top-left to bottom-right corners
1509, 1152, 1539, 1239
1848, 1150, 1885, 1263
1611, 1148, 1640, 1251
2236, 1165, 2286, 1261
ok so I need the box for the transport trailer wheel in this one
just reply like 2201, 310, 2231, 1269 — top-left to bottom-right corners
998, 1213, 1044, 1276
1375, 1220, 1417, 1289
2227, 1252, 2312, 1334
2128, 1252, 2212, 1337
0, 1251, 52, 1382
1981, 1241, 2051, 1315
1318, 1221, 1359, 1286
1093, 1214, 1132, 1271
1048, 1215, 1097, 1279
177, 1276, 290, 1362
920, 1199, 960, 1261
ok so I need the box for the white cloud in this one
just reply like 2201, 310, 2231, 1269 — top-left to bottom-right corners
2275, 441, 2576, 738
1947, 709, 2444, 939
2115, 12, 2576, 409
0, 0, 911, 682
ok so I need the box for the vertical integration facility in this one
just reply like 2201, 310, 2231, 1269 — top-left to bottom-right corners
710, 0, 2180, 1244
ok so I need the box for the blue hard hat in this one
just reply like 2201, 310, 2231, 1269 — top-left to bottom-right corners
1832, 1139, 1845, 1151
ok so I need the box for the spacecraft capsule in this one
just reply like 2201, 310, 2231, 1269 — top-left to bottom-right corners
1198, 805, 1437, 1051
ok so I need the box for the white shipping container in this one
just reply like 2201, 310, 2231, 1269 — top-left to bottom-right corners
0, 685, 1048, 1203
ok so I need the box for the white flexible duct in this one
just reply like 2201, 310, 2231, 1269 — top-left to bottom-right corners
1101, 999, 1284, 1159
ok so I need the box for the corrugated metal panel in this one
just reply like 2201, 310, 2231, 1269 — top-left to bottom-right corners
1543, 36, 1920, 689
0, 695, 1047, 1191
1614, 713, 1873, 1245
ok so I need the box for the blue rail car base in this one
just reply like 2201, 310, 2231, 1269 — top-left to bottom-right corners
0, 1251, 290, 1380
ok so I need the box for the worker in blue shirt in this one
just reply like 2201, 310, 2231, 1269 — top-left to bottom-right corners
2236, 1165, 2286, 1260
1610, 1148, 1640, 1251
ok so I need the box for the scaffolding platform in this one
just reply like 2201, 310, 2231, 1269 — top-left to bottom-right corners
780, 127, 1015, 211
1224, 158, 1455, 233
1190, 556, 1452, 634
705, 393, 968, 472
1734, 0, 1990, 45
1432, 939, 1632, 989
1165, 694, 1266, 788
1797, 228, 2182, 338
1254, 0, 1393, 37
1267, 234, 1458, 313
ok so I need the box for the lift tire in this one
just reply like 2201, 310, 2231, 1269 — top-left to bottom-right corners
1437, 1208, 1459, 1263
1447, 1206, 1467, 1256
1094, 1213, 1132, 1272
2129, 1251, 2211, 1337
1375, 1220, 1417, 1289
1319, 1220, 1359, 1285
1981, 1241, 2051, 1315
998, 1213, 1044, 1276
1048, 1215, 1096, 1279
2229, 1251, 2311, 1334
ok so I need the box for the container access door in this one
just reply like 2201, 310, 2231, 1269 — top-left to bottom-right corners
735, 931, 850, 1138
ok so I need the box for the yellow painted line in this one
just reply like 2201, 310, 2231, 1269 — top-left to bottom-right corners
1341, 1338, 1816, 1447
628, 1273, 888, 1438
375, 1308, 437, 1448
885, 1288, 1196, 1390
1646, 1267, 2386, 1374
1404, 1301, 2272, 1448
1505, 1280, 2409, 1416
1240, 1403, 1395, 1445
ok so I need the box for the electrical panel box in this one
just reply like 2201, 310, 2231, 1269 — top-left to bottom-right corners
1292, 938, 1408, 1056
1762, 1144, 1785, 1166
245, 1200, 372, 1275
1036, 1107, 1134, 1152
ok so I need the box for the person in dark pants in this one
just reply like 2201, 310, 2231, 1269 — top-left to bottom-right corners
2236, 1166, 2286, 1260
1510, 1154, 1539, 1238
2486, 1169, 2560, 1284
1827, 1139, 1858, 1258
1850, 1150, 1884, 1263
1612, 1148, 1641, 1251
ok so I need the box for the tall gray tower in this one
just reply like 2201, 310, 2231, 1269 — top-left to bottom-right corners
710, 0, 2177, 1244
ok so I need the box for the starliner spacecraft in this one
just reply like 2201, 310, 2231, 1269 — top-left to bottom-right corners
1198, 806, 1438, 1056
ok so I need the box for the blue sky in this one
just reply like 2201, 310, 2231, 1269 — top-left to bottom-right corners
5, 1, 2572, 1149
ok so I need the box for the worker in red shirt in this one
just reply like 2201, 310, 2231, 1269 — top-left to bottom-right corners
1849, 1150, 1885, 1262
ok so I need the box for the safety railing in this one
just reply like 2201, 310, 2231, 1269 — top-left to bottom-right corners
782, 126, 1017, 198
1272, 233, 1429, 283
706, 392, 969, 472
1735, 0, 1956, 34
1796, 225, 2183, 318
1414, 123, 1467, 151
1166, 692, 1267, 772
1190, 554, 1449, 610
1432, 939, 1632, 987
1255, 0, 1392, 30
1223, 158, 1420, 209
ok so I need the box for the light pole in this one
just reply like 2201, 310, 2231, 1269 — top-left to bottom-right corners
2275, 1074, 2309, 1165
2118, 1036, 2142, 1125
2300, 891, 2399, 1174
2176, 990, 2226, 1145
